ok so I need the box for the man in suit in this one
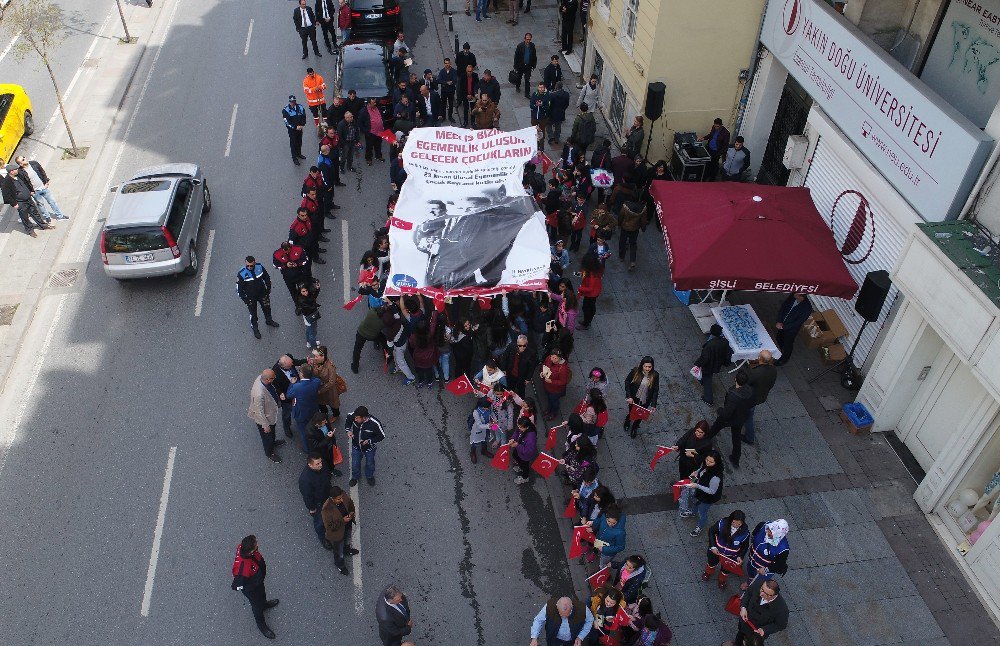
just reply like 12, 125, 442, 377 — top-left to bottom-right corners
773, 293, 813, 365
415, 84, 444, 127
437, 58, 458, 122
314, 0, 337, 54
458, 64, 479, 127
248, 370, 286, 463
293, 0, 322, 60
513, 33, 537, 98
272, 354, 307, 438
375, 584, 413, 646
288, 365, 322, 453
709, 369, 754, 469
744, 350, 777, 445
733, 578, 789, 645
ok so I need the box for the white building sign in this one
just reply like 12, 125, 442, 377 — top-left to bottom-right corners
761, 0, 993, 221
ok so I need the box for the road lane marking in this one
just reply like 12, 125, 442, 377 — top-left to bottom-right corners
0, 33, 20, 64
193, 229, 216, 317
76, 0, 183, 264
341, 219, 350, 302
243, 19, 254, 56
140, 446, 177, 617
224, 103, 238, 157
350, 479, 364, 616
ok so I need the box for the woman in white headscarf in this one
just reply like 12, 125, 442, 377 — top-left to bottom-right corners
741, 519, 790, 591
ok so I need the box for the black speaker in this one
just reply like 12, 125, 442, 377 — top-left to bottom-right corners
855, 270, 891, 322
645, 82, 666, 121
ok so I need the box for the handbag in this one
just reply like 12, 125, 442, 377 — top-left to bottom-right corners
335, 374, 348, 394
306, 310, 321, 323
508, 68, 522, 85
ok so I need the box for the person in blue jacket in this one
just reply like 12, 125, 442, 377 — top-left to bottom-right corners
287, 364, 321, 452
701, 509, 750, 590
774, 293, 813, 365
237, 255, 280, 339
592, 504, 626, 568
742, 518, 790, 591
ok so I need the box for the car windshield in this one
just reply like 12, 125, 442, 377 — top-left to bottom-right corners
342, 64, 387, 95
121, 180, 170, 194
105, 227, 167, 253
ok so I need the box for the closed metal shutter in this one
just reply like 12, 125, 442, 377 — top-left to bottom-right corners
803, 139, 912, 368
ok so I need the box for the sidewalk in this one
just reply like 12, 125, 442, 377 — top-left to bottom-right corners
420, 3, 1000, 644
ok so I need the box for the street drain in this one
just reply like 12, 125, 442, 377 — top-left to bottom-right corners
0, 304, 17, 325
49, 269, 80, 288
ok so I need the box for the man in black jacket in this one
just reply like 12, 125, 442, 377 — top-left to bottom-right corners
298, 453, 333, 550
1, 164, 51, 236
547, 81, 570, 146
437, 58, 459, 122
735, 578, 789, 644
272, 354, 307, 437
709, 369, 754, 469
559, 0, 578, 54
375, 584, 413, 646
292, 0, 322, 60
513, 33, 538, 98
693, 324, 733, 405
346, 406, 386, 487
502, 335, 537, 398
231, 535, 279, 639
415, 85, 444, 127
236, 256, 279, 339
476, 69, 502, 105
314, 0, 337, 54
543, 55, 563, 91
744, 350, 777, 445
773, 293, 813, 365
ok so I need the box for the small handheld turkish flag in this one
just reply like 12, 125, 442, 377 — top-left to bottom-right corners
490, 444, 511, 470
389, 216, 413, 230
587, 565, 611, 589
545, 426, 558, 451
476, 381, 492, 396
531, 452, 558, 479
612, 606, 632, 630
628, 404, 652, 422
432, 292, 446, 312
650, 445, 675, 471
672, 478, 692, 502
477, 295, 492, 310
563, 497, 577, 518
569, 524, 595, 559
379, 129, 397, 145
342, 295, 364, 310
446, 374, 475, 396
719, 554, 744, 576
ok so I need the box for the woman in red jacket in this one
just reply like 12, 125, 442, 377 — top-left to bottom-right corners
577, 251, 603, 330
541, 347, 572, 421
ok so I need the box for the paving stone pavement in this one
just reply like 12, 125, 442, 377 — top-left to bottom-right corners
414, 3, 1000, 643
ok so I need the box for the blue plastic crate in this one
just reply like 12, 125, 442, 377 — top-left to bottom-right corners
842, 402, 874, 428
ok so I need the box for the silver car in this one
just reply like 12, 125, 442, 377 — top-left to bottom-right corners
101, 163, 211, 280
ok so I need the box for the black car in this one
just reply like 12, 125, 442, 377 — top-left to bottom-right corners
336, 41, 394, 125
349, 0, 401, 38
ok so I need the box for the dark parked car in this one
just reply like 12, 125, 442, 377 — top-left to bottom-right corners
349, 0, 401, 38
336, 41, 394, 125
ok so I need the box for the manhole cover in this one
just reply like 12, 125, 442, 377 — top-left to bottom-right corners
0, 304, 17, 325
49, 269, 80, 288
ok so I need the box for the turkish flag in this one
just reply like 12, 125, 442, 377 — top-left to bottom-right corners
545, 426, 558, 451
490, 444, 511, 470
531, 452, 558, 479
587, 565, 611, 589
569, 524, 595, 559
628, 404, 652, 421
613, 606, 632, 630
477, 295, 492, 310
533, 150, 553, 175
563, 497, 577, 518
342, 295, 364, 310
432, 292, 446, 312
446, 374, 475, 396
719, 555, 744, 576
379, 129, 397, 145
389, 216, 413, 230
672, 479, 692, 502
476, 381, 492, 396
649, 445, 675, 471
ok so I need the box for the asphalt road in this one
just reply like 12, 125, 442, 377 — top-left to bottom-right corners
0, 1, 572, 644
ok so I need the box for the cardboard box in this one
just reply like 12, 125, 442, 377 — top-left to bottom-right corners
803, 310, 848, 349
819, 342, 847, 365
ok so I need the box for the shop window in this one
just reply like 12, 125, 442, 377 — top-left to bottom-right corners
609, 76, 627, 135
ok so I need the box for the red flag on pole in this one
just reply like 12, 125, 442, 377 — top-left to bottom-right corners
569, 525, 595, 559
586, 565, 612, 589
719, 555, 744, 576
628, 404, 652, 421
342, 295, 364, 310
379, 129, 397, 145
649, 445, 675, 471
490, 444, 511, 470
531, 452, 558, 479
545, 426, 558, 451
477, 295, 492, 310
476, 381, 492, 395
672, 479, 692, 502
432, 292, 446, 312
563, 497, 577, 518
446, 374, 475, 396
613, 606, 632, 630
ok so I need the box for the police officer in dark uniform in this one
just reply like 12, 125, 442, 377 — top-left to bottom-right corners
237, 255, 280, 339
283, 95, 308, 165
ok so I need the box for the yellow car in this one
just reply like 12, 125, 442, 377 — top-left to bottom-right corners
0, 84, 33, 164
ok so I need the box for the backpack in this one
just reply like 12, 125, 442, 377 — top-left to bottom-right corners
577, 115, 596, 147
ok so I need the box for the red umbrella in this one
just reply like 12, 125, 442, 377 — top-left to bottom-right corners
650, 182, 857, 299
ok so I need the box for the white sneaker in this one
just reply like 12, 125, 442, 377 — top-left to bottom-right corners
514, 476, 529, 485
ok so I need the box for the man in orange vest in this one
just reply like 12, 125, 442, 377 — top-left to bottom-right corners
303, 67, 328, 136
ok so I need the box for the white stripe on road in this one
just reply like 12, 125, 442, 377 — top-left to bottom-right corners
75, 0, 183, 264
243, 19, 254, 56
0, 33, 20, 64
224, 104, 238, 157
351, 481, 364, 617
193, 229, 216, 317
341, 219, 350, 302
140, 446, 177, 617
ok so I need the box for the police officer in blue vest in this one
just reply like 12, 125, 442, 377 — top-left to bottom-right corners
701, 509, 750, 590
237, 255, 280, 339
283, 95, 308, 165
529, 595, 593, 646
742, 518, 790, 591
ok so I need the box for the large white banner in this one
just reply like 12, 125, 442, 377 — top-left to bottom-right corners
761, 0, 993, 221
386, 126, 550, 297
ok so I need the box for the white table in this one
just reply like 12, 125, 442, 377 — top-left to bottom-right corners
711, 304, 782, 364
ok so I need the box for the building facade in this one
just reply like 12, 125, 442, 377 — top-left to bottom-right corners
582, 0, 765, 162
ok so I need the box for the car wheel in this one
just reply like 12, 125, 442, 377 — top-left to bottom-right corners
183, 242, 198, 276
23, 111, 34, 136
202, 183, 212, 214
